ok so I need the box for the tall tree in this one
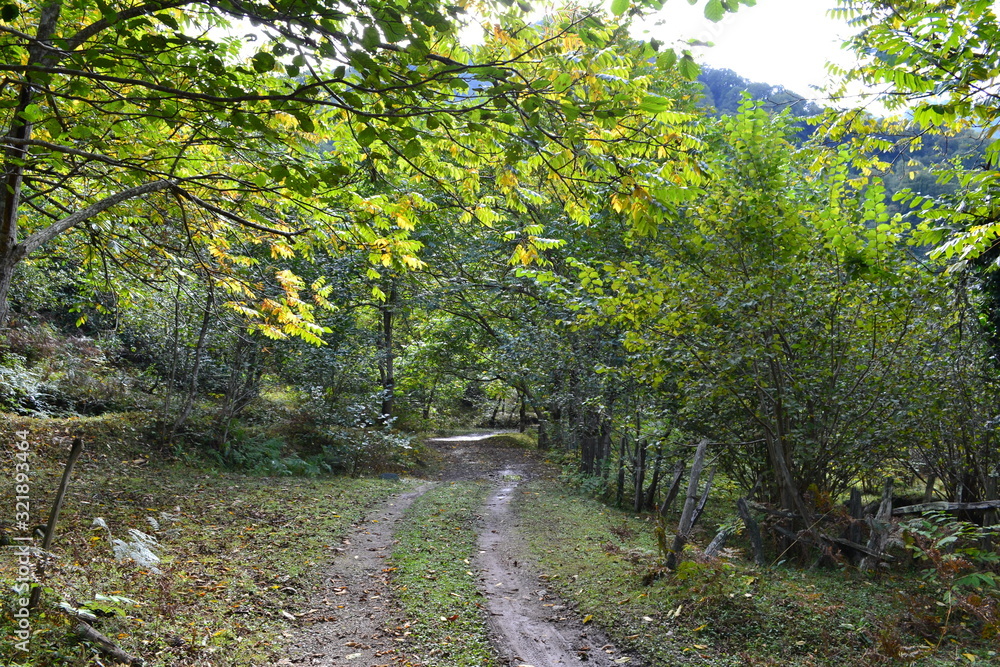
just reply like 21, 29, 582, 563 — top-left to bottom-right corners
570, 103, 932, 515
0, 0, 749, 338
832, 0, 1000, 266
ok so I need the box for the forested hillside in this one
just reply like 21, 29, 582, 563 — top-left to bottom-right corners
2, 0, 1000, 665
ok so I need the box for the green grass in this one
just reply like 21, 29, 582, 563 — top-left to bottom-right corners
512, 479, 999, 666
390, 481, 497, 666
0, 424, 400, 666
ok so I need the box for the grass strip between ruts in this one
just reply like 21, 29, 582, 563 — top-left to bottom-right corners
390, 480, 497, 667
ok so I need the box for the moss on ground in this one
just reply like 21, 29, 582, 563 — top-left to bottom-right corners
479, 432, 537, 449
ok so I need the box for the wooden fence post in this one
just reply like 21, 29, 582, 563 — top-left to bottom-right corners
666, 438, 709, 569
737, 497, 766, 567
659, 461, 685, 516
860, 477, 893, 572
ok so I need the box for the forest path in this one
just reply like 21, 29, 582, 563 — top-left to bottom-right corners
285, 433, 639, 667
429, 434, 639, 667
282, 481, 434, 667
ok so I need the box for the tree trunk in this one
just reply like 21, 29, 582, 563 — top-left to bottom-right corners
922, 475, 937, 503
847, 486, 863, 565
690, 466, 716, 528
0, 1, 63, 327
378, 281, 397, 423
644, 440, 664, 510
616, 435, 627, 507
596, 409, 613, 474
490, 397, 502, 427
983, 475, 997, 551
0, 255, 17, 328
633, 439, 647, 513
422, 379, 437, 420
216, 333, 263, 450
860, 477, 894, 572
537, 418, 549, 450
659, 461, 685, 516
737, 497, 766, 567
170, 283, 214, 442
159, 277, 184, 445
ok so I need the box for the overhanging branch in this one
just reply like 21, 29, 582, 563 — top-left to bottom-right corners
19, 178, 178, 258
173, 188, 309, 238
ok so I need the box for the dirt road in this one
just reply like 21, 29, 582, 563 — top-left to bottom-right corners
285, 434, 641, 667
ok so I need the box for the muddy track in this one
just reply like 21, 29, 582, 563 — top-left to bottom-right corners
283, 482, 433, 667
474, 461, 641, 667
285, 434, 641, 667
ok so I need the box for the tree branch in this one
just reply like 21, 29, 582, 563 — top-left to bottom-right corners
173, 188, 309, 238
19, 178, 178, 258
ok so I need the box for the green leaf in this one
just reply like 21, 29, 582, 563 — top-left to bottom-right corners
252, 52, 275, 73
611, 0, 629, 16
678, 54, 700, 80
638, 95, 670, 113
69, 125, 94, 139
269, 164, 289, 182
155, 12, 178, 30
361, 26, 381, 51
342, 91, 363, 108
0, 3, 19, 21
403, 138, 422, 158
704, 0, 725, 22
658, 49, 677, 70
293, 112, 315, 133
21, 104, 43, 122
357, 126, 378, 147
705, 0, 726, 23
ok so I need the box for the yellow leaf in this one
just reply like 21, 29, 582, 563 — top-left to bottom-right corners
582, 614, 593, 624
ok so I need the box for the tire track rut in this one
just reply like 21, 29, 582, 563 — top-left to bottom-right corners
286, 434, 642, 667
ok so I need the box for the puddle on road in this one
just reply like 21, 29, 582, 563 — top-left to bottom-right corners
426, 431, 511, 442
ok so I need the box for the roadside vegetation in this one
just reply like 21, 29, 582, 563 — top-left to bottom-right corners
515, 477, 999, 666
0, 416, 399, 666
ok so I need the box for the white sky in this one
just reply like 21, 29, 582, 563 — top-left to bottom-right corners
635, 0, 857, 99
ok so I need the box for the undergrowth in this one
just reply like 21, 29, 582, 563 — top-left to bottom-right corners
0, 429, 399, 666
512, 479, 1000, 666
